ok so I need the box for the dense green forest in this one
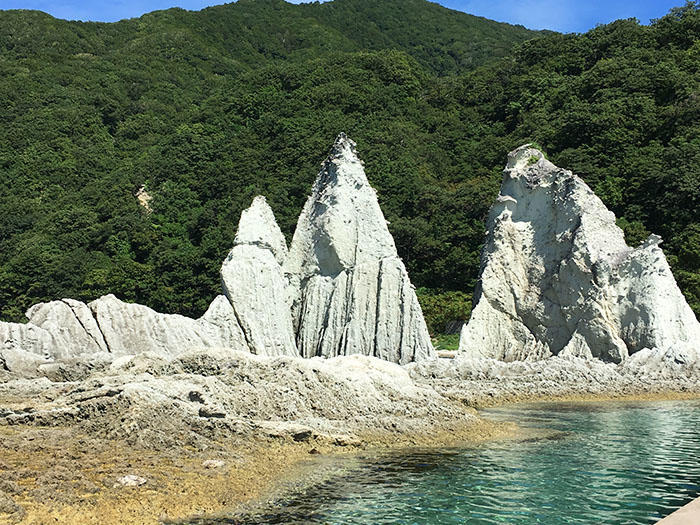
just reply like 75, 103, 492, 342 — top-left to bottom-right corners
0, 0, 698, 335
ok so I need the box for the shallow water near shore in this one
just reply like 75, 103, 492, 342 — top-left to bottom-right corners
194, 399, 700, 524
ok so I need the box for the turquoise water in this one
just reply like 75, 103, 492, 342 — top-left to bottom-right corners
207, 400, 700, 524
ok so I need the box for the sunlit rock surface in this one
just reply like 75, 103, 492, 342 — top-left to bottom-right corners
285, 133, 434, 363
88, 294, 247, 356
1, 134, 434, 371
0, 294, 248, 376
459, 145, 700, 364
221, 196, 298, 357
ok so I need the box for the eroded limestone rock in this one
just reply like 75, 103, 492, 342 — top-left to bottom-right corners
0, 299, 114, 374
0, 294, 248, 376
459, 145, 700, 363
27, 299, 109, 355
220, 196, 298, 357
285, 133, 434, 363
1, 134, 435, 369
89, 294, 247, 357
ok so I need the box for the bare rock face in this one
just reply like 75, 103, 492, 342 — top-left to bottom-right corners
0, 322, 55, 374
285, 133, 434, 363
220, 196, 298, 357
88, 294, 247, 357
459, 145, 700, 363
0, 299, 113, 374
1, 134, 434, 369
0, 295, 248, 376
27, 299, 109, 355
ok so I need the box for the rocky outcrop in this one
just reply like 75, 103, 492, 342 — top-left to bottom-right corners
459, 145, 700, 363
0, 322, 56, 375
1, 134, 435, 369
89, 294, 247, 357
220, 196, 298, 357
0, 299, 113, 375
0, 349, 480, 450
28, 299, 109, 355
0, 295, 248, 375
285, 133, 434, 363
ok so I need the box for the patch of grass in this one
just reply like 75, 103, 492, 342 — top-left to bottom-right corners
432, 333, 461, 351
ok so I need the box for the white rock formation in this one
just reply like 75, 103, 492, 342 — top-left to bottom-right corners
285, 133, 434, 363
27, 299, 109, 355
1, 134, 436, 370
0, 322, 56, 374
0, 299, 113, 374
459, 144, 700, 363
0, 293, 249, 376
220, 196, 298, 357
89, 294, 247, 357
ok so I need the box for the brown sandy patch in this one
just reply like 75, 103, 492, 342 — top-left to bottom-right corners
0, 425, 336, 525
0, 415, 517, 525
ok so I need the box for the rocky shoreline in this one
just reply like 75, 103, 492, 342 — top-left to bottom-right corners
0, 352, 510, 524
1, 349, 699, 524
2, 138, 699, 523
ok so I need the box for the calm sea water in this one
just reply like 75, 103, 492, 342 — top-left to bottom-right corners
202, 400, 700, 524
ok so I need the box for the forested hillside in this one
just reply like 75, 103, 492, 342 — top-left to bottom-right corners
0, 0, 698, 333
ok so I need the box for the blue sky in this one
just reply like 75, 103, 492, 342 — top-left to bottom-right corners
0, 0, 686, 33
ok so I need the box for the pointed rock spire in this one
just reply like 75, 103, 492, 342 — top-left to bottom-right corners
233, 195, 288, 265
221, 196, 298, 357
459, 144, 700, 363
284, 134, 434, 363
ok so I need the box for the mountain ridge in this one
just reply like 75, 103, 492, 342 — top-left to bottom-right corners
0, 0, 543, 76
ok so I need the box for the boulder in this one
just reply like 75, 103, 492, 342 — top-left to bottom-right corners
0, 295, 248, 376
220, 196, 298, 357
285, 133, 434, 363
459, 145, 700, 363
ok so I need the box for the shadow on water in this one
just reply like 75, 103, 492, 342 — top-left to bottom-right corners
184, 399, 700, 525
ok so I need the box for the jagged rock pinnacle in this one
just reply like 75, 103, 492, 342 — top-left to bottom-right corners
221, 197, 298, 357
233, 195, 288, 265
284, 134, 434, 363
459, 144, 700, 365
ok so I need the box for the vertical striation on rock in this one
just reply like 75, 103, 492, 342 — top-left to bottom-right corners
0, 321, 56, 374
88, 294, 247, 357
27, 299, 109, 355
1, 134, 435, 370
0, 293, 249, 376
284, 133, 434, 363
220, 196, 298, 357
459, 144, 700, 363
0, 299, 114, 374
